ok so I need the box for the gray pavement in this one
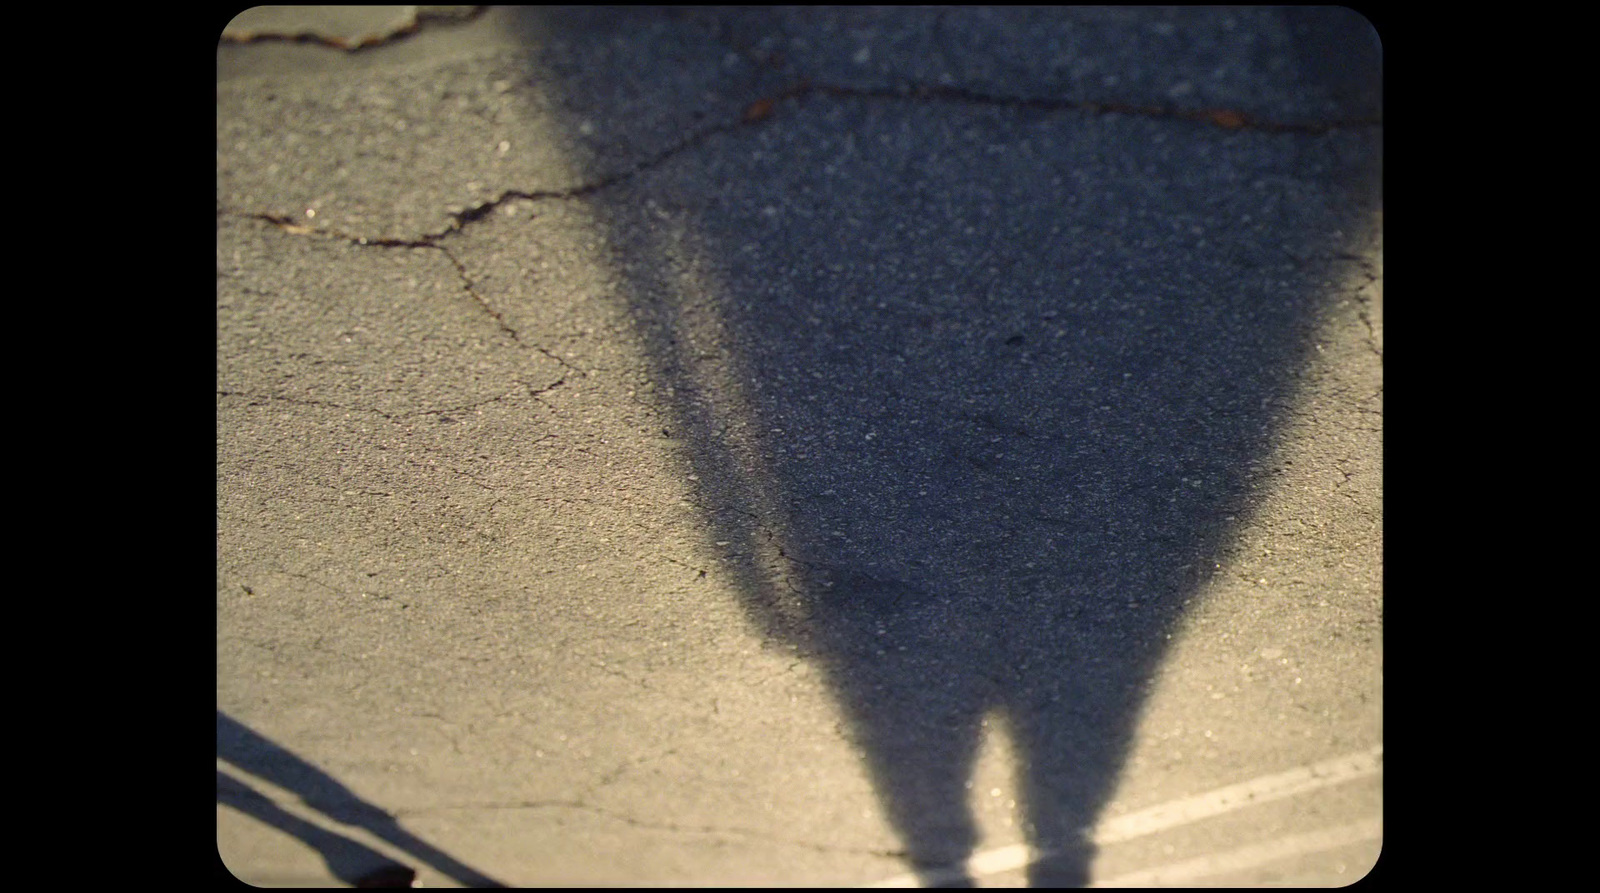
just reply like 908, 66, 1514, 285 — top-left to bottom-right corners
217, 7, 1381, 887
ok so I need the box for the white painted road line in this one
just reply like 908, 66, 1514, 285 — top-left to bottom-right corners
1092, 744, 1382, 846
1093, 816, 1382, 886
867, 744, 1382, 887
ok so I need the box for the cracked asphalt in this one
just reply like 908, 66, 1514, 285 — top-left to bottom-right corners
217, 7, 1381, 887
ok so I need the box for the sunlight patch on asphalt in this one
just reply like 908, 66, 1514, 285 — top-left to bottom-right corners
868, 744, 1380, 887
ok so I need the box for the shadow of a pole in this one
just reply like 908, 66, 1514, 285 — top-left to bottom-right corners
217, 711, 505, 887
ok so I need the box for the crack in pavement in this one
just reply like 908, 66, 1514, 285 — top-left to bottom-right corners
221, 15, 1381, 882
217, 384, 537, 424
436, 242, 523, 345
764, 78, 1382, 134
260, 563, 353, 599
218, 389, 527, 500
590, 746, 679, 792
228, 69, 1380, 396
436, 76, 1379, 238
438, 114, 747, 233
391, 798, 905, 859
233, 63, 1380, 250
1358, 309, 1381, 357
218, 388, 394, 419
681, 9, 1378, 135
572, 803, 907, 858
235, 212, 583, 380
680, 8, 1359, 137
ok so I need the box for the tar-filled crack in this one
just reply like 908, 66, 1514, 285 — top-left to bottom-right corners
242, 69, 1376, 252
438, 115, 742, 234
236, 65, 1377, 466
682, 14, 1379, 135
249, 212, 436, 248
772, 78, 1381, 134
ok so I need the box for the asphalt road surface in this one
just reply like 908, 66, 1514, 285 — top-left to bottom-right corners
217, 7, 1382, 887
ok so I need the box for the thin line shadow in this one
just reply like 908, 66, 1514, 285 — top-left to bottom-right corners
217, 710, 505, 887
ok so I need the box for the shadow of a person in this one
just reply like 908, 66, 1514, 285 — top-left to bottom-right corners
218, 768, 417, 887
591, 93, 1376, 885
447, 7, 1376, 884
796, 541, 1194, 885
217, 710, 505, 887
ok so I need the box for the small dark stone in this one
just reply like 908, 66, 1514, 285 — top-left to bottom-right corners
354, 865, 416, 888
